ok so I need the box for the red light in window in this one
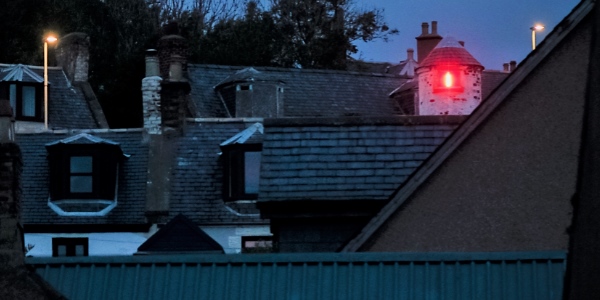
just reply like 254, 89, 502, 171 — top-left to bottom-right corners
443, 71, 453, 87
433, 68, 464, 94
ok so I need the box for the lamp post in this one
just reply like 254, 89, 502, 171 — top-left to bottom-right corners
531, 24, 545, 50
44, 35, 57, 131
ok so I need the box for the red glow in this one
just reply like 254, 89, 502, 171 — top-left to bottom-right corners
443, 72, 453, 87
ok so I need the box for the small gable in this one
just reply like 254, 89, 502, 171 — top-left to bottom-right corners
137, 214, 224, 254
0, 64, 45, 83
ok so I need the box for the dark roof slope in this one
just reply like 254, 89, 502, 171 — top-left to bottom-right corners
20, 129, 148, 225
167, 119, 266, 225
258, 116, 464, 202
187, 64, 405, 118
0, 64, 102, 129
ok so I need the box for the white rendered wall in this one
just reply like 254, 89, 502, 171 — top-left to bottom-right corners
24, 225, 271, 256
417, 66, 482, 115
24, 232, 149, 257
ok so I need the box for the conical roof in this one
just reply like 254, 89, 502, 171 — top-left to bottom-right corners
419, 36, 483, 68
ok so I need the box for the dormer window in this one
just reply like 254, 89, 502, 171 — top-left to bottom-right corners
45, 133, 128, 216
220, 123, 264, 201
222, 144, 262, 201
0, 64, 45, 121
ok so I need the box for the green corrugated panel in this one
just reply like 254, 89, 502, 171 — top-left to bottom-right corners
26, 252, 566, 300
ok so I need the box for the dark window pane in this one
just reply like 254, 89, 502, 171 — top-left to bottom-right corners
70, 156, 92, 173
22, 86, 36, 117
70, 176, 93, 193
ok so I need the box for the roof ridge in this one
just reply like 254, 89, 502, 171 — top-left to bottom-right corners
188, 63, 400, 78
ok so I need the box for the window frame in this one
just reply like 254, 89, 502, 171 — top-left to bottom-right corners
0, 82, 43, 121
52, 237, 89, 257
222, 143, 262, 201
48, 145, 119, 201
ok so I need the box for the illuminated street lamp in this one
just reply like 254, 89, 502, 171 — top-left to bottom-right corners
44, 34, 57, 130
531, 24, 545, 50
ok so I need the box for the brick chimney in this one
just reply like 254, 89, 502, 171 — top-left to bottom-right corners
142, 32, 191, 224
56, 32, 90, 83
415, 21, 443, 62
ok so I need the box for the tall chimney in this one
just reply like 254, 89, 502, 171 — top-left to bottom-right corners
416, 21, 443, 62
55, 32, 90, 83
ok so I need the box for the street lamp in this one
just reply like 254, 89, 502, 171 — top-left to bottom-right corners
531, 24, 545, 50
44, 34, 57, 130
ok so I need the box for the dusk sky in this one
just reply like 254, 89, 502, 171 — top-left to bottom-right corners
351, 0, 581, 70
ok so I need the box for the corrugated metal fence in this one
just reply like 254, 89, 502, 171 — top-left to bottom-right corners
26, 251, 566, 300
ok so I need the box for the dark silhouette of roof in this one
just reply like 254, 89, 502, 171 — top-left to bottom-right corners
137, 214, 224, 253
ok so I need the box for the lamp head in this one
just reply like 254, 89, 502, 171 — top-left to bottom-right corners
45, 36, 58, 43
531, 24, 545, 31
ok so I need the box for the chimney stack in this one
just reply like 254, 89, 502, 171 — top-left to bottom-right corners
503, 63, 510, 72
56, 32, 90, 83
416, 21, 443, 62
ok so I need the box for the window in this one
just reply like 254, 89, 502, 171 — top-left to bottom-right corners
0, 82, 43, 121
47, 146, 120, 201
242, 236, 273, 253
70, 156, 93, 193
52, 238, 89, 257
222, 144, 262, 201
432, 68, 464, 94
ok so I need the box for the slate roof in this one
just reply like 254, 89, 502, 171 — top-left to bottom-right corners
342, 0, 594, 252
187, 64, 405, 118
0, 63, 102, 129
20, 129, 148, 225
20, 120, 267, 227
258, 116, 465, 202
169, 120, 266, 225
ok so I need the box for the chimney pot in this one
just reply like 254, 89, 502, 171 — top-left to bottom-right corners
509, 60, 517, 72
431, 21, 438, 35
421, 22, 429, 35
168, 55, 184, 82
145, 49, 160, 77
407, 48, 415, 61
